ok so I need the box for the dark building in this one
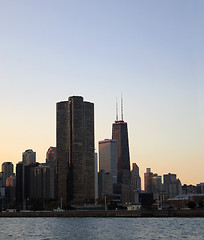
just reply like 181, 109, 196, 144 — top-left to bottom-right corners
57, 96, 95, 206
16, 162, 24, 209
112, 100, 131, 203
98, 170, 113, 199
112, 120, 130, 185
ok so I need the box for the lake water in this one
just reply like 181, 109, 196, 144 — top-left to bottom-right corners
0, 217, 203, 240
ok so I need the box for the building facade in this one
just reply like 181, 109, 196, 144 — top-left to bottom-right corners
22, 149, 36, 165
99, 139, 117, 184
57, 96, 95, 206
2, 162, 13, 187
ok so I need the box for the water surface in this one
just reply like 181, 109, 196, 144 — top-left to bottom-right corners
0, 217, 203, 240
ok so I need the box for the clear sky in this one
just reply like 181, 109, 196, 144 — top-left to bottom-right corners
0, 0, 203, 188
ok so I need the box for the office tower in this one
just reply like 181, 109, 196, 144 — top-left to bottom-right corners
112, 98, 131, 203
23, 149, 36, 165
112, 105, 130, 185
163, 173, 182, 198
46, 146, 56, 168
99, 139, 117, 184
2, 162, 13, 187
57, 96, 95, 206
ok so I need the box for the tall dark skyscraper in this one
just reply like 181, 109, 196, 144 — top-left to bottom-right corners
112, 112, 130, 184
57, 96, 95, 206
112, 98, 131, 202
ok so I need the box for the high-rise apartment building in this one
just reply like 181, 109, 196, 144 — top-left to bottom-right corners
99, 139, 117, 184
57, 96, 95, 206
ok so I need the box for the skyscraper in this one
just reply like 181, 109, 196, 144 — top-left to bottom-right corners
99, 139, 117, 184
112, 98, 131, 203
57, 96, 95, 206
112, 114, 130, 185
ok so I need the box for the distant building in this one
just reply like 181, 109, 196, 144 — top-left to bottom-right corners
197, 183, 204, 194
46, 147, 56, 168
2, 162, 13, 187
112, 100, 131, 203
98, 170, 113, 199
112, 120, 130, 185
57, 96, 95, 206
182, 184, 197, 195
23, 149, 36, 165
16, 162, 24, 209
131, 163, 141, 190
144, 168, 153, 192
6, 174, 16, 187
144, 168, 162, 200
99, 139, 117, 184
131, 163, 141, 203
163, 173, 182, 199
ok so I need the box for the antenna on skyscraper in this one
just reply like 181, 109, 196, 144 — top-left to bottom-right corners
121, 92, 123, 121
116, 97, 118, 122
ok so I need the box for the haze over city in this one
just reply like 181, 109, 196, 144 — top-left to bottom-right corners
0, 0, 203, 187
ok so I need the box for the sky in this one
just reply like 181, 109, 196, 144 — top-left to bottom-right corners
0, 0, 203, 188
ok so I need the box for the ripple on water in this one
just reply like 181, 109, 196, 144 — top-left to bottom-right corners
0, 217, 204, 240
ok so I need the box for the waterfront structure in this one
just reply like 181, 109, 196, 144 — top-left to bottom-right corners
22, 149, 36, 165
163, 173, 182, 199
99, 139, 117, 184
2, 162, 13, 187
57, 96, 95, 206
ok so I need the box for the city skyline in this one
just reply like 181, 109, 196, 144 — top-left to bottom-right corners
0, 1, 204, 187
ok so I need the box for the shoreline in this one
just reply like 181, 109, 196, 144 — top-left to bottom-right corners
0, 209, 203, 218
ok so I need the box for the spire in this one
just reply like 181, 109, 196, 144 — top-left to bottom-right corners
121, 92, 123, 121
116, 97, 118, 122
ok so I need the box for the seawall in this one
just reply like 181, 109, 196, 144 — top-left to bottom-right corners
0, 209, 203, 218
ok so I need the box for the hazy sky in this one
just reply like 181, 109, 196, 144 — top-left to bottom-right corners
0, 0, 203, 188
